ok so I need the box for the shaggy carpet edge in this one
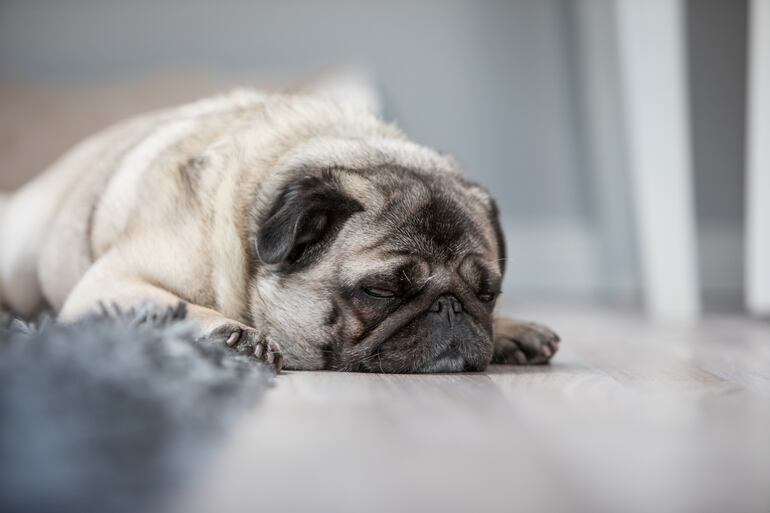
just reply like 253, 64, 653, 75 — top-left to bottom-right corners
0, 302, 274, 513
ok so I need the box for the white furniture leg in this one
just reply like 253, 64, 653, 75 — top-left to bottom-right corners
615, 0, 700, 320
746, 0, 770, 316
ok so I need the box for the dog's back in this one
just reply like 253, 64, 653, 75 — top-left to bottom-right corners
0, 90, 271, 316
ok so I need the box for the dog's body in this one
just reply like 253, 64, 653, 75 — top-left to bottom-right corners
0, 90, 559, 372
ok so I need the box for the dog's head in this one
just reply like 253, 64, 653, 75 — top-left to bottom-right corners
249, 158, 505, 373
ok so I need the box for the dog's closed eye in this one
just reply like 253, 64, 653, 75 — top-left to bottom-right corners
363, 287, 398, 299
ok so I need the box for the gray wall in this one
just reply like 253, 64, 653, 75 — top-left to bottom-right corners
687, 0, 748, 308
0, 0, 588, 220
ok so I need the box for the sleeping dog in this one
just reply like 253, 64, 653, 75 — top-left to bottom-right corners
0, 90, 559, 372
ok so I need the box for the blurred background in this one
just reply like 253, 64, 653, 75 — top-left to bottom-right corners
0, 0, 765, 320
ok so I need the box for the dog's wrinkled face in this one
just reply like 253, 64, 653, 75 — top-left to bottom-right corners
251, 165, 505, 373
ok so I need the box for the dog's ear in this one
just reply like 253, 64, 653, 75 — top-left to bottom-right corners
488, 198, 506, 277
256, 173, 363, 267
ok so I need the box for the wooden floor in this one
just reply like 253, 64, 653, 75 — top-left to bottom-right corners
178, 304, 770, 513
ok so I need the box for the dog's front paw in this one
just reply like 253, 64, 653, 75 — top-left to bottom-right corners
210, 323, 283, 371
493, 318, 560, 365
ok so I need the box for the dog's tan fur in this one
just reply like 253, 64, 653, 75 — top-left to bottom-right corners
0, 90, 560, 371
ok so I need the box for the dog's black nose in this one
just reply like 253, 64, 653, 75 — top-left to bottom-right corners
429, 295, 463, 325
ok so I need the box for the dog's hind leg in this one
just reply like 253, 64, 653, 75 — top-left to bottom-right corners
0, 149, 91, 316
0, 192, 8, 309
1, 124, 127, 316
0, 184, 51, 316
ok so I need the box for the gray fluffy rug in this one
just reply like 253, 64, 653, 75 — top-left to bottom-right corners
0, 303, 273, 513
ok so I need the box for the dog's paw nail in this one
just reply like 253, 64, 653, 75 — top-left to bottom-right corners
225, 331, 240, 346
514, 350, 527, 365
254, 343, 265, 358
542, 346, 553, 358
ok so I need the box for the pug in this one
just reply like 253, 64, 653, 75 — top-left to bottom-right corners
0, 90, 560, 372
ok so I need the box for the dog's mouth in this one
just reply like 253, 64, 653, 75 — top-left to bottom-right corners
355, 329, 492, 373
342, 290, 494, 373
416, 354, 485, 373
357, 348, 488, 373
